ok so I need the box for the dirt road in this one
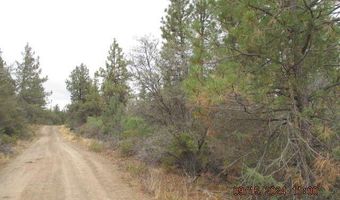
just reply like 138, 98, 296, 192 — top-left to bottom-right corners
0, 126, 149, 200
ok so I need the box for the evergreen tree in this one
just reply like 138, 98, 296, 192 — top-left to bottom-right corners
157, 0, 195, 130
190, 0, 218, 76
97, 39, 129, 134
84, 77, 103, 117
66, 63, 91, 103
66, 63, 93, 126
98, 39, 129, 105
207, 0, 340, 189
16, 44, 48, 123
0, 50, 25, 136
160, 0, 193, 85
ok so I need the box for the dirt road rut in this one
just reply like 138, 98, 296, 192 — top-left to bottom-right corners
0, 126, 149, 200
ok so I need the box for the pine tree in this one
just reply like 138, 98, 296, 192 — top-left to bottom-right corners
160, 0, 193, 85
84, 77, 103, 117
211, 0, 340, 189
156, 0, 195, 130
16, 44, 48, 123
98, 39, 129, 106
0, 50, 25, 135
190, 0, 218, 76
66, 63, 91, 103
65, 63, 93, 126
97, 39, 129, 135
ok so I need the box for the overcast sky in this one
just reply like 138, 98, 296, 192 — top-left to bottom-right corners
0, 0, 168, 109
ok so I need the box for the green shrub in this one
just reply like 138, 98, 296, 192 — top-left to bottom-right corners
88, 141, 104, 152
162, 132, 206, 175
87, 116, 104, 130
169, 133, 196, 158
0, 134, 18, 144
122, 116, 150, 138
243, 168, 278, 186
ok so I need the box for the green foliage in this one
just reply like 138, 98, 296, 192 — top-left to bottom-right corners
0, 134, 18, 145
60, 1, 339, 197
101, 96, 125, 135
88, 141, 104, 152
160, 0, 192, 85
243, 168, 278, 186
16, 44, 49, 123
162, 132, 209, 175
169, 133, 197, 157
97, 39, 129, 106
122, 116, 150, 138
83, 79, 103, 117
0, 50, 26, 136
66, 63, 92, 103
35, 105, 67, 125
66, 64, 102, 128
86, 116, 104, 131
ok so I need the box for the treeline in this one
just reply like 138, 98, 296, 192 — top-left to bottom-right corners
0, 44, 65, 153
65, 0, 339, 199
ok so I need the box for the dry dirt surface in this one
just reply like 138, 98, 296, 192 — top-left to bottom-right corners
0, 126, 149, 200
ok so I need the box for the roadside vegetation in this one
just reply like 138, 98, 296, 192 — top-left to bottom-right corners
64, 1, 339, 199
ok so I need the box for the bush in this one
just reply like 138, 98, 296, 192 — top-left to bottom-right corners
88, 141, 104, 152
122, 116, 151, 138
78, 117, 104, 138
87, 116, 104, 131
135, 129, 170, 165
162, 132, 207, 176
0, 134, 18, 144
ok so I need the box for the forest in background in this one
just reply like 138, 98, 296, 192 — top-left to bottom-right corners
1, 0, 339, 199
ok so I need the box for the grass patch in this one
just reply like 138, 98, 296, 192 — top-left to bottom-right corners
125, 162, 149, 178
88, 141, 104, 152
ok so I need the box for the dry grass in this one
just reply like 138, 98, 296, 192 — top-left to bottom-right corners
116, 158, 229, 200
60, 126, 106, 153
59, 126, 79, 141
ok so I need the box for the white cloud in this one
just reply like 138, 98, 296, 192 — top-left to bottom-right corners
0, 0, 168, 108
